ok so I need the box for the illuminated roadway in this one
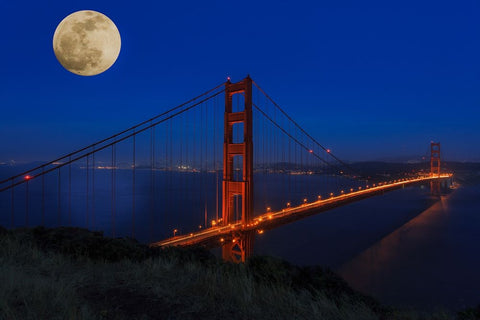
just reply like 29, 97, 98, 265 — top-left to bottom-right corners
150, 174, 452, 249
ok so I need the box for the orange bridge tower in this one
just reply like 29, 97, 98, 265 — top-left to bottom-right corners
430, 142, 441, 176
222, 76, 254, 262
430, 142, 442, 195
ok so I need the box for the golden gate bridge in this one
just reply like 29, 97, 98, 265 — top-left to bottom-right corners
0, 76, 451, 262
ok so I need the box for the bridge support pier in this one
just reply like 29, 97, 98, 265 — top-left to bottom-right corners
222, 231, 255, 263
430, 180, 441, 196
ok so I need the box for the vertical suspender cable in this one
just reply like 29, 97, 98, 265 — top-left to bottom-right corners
184, 103, 189, 229
169, 118, 173, 232
200, 102, 204, 227
262, 100, 266, 204
292, 129, 300, 200
192, 108, 196, 228
214, 94, 218, 222
205, 100, 208, 227
178, 112, 183, 232
164, 119, 168, 238
288, 130, 291, 205
114, 145, 116, 236
150, 125, 155, 242
86, 155, 89, 228
150, 125, 153, 241
69, 157, 72, 226
132, 132, 136, 238
25, 180, 29, 227
92, 152, 95, 230
42, 168, 45, 226
57, 168, 61, 226
274, 104, 277, 176
111, 145, 115, 237
10, 179, 14, 227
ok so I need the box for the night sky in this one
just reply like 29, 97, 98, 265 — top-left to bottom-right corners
1, 0, 478, 163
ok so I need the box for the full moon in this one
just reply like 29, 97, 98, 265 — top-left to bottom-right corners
53, 10, 121, 76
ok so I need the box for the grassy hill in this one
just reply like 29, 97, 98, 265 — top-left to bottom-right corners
0, 226, 478, 320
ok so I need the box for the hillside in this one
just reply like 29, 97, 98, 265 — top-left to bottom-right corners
2, 227, 479, 319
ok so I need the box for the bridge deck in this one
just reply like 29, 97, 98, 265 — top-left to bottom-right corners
150, 175, 451, 248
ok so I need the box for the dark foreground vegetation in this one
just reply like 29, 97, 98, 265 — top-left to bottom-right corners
0, 227, 479, 320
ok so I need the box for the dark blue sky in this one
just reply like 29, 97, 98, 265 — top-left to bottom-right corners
1, 0, 478, 162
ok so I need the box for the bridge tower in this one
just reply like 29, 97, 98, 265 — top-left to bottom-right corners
430, 142, 441, 176
222, 76, 254, 262
430, 142, 442, 195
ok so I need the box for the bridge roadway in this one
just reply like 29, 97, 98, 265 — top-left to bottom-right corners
150, 174, 451, 249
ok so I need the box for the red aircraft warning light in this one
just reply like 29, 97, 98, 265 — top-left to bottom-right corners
24, 175, 32, 180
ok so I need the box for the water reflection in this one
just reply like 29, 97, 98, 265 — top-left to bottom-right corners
253, 186, 437, 268
337, 185, 480, 311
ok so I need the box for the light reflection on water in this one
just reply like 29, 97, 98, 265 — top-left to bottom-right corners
253, 185, 437, 267
337, 184, 480, 311
254, 183, 480, 311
